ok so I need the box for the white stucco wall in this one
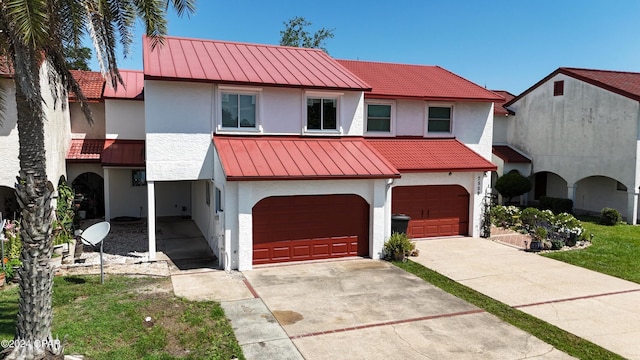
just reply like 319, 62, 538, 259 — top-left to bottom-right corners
66, 163, 104, 184
70, 102, 105, 138
0, 78, 19, 189
106, 168, 147, 218
105, 99, 145, 139
575, 176, 627, 216
493, 115, 509, 144
508, 74, 640, 190
145, 80, 214, 181
155, 181, 191, 217
392, 99, 494, 159
191, 180, 217, 256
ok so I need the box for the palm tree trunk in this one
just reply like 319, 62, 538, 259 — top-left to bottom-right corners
2, 69, 62, 360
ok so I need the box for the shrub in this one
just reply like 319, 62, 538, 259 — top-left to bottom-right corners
539, 196, 574, 214
383, 232, 414, 260
490, 205, 520, 228
600, 207, 622, 226
495, 171, 532, 203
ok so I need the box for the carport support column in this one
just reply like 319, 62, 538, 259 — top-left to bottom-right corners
147, 181, 157, 260
103, 168, 111, 222
627, 190, 638, 225
237, 182, 252, 271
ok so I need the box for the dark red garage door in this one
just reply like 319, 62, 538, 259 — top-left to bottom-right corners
392, 185, 469, 238
252, 194, 369, 265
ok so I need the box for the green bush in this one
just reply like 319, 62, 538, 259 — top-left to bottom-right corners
495, 171, 532, 203
539, 196, 573, 214
490, 205, 521, 228
600, 207, 622, 226
383, 232, 414, 260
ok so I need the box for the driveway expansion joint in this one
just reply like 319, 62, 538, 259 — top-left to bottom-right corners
513, 288, 640, 309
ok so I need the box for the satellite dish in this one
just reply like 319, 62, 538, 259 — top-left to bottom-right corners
80, 221, 111, 284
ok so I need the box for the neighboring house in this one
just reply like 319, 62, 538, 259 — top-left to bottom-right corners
490, 90, 532, 204
502, 67, 640, 224
142, 36, 499, 271
66, 70, 149, 221
0, 61, 71, 218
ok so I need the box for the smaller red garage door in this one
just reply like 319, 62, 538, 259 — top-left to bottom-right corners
252, 195, 369, 265
392, 185, 469, 238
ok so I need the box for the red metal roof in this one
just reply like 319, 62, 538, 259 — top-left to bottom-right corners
103, 70, 144, 99
367, 138, 496, 172
214, 136, 399, 181
337, 60, 503, 102
66, 139, 145, 167
491, 90, 515, 116
507, 67, 640, 107
143, 36, 370, 90
492, 145, 531, 164
69, 70, 105, 101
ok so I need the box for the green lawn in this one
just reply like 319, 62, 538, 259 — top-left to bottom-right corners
543, 219, 640, 284
394, 260, 624, 360
0, 275, 244, 360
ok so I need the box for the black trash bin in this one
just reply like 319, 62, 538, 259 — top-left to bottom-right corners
391, 214, 411, 234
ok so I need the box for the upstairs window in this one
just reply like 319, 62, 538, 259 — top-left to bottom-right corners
554, 81, 564, 96
427, 106, 452, 133
366, 103, 392, 133
307, 97, 337, 130
221, 92, 257, 128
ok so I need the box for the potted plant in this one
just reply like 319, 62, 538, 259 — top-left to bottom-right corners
529, 226, 547, 251
383, 232, 415, 261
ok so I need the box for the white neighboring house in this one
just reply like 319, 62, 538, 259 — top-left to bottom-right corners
502, 67, 640, 223
0, 62, 71, 218
142, 36, 499, 271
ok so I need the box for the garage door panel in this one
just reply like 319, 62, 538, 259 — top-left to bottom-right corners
392, 185, 469, 238
253, 195, 369, 265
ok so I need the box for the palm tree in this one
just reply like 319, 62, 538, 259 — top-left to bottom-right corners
0, 1, 195, 359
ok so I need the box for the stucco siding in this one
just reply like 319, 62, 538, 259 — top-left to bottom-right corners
575, 176, 627, 216
70, 102, 105, 138
0, 79, 19, 189
106, 100, 145, 139
508, 74, 639, 187
493, 115, 509, 144
107, 168, 147, 218
155, 181, 191, 217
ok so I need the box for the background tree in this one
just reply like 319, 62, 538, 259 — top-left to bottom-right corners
0, 1, 195, 359
279, 16, 334, 53
64, 45, 92, 71
495, 171, 532, 204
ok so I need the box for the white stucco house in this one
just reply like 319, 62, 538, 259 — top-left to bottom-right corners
0, 62, 71, 219
499, 67, 640, 224
142, 36, 500, 271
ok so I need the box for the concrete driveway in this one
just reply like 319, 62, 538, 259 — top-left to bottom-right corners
242, 259, 573, 360
412, 238, 640, 360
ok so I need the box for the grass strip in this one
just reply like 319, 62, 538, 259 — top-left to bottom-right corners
394, 260, 625, 360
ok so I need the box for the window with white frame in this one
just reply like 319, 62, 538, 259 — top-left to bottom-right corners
221, 92, 257, 129
427, 106, 452, 133
366, 103, 393, 133
306, 97, 337, 130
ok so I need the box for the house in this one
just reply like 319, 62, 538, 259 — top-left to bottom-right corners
501, 67, 640, 224
65, 70, 149, 222
0, 61, 71, 218
142, 36, 499, 271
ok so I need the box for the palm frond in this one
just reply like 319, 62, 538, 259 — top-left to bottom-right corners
5, 0, 50, 47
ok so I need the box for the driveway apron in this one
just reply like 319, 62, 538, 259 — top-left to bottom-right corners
244, 259, 574, 359
412, 238, 640, 360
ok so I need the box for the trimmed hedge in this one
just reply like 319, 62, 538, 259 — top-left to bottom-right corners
539, 196, 573, 214
600, 207, 622, 226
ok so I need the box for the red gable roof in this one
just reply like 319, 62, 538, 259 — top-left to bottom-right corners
67, 139, 145, 167
367, 138, 496, 172
69, 70, 105, 101
337, 60, 503, 102
103, 70, 144, 99
491, 90, 514, 116
492, 145, 531, 164
143, 36, 371, 91
214, 136, 399, 181
507, 67, 640, 107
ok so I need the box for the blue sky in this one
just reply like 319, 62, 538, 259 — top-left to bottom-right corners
89, 0, 640, 95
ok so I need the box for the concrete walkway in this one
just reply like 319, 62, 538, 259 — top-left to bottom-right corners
412, 237, 640, 360
172, 260, 575, 360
